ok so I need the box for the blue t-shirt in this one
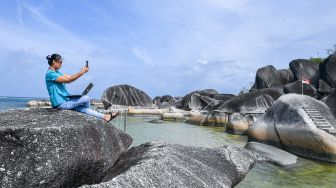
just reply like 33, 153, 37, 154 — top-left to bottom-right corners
45, 69, 70, 107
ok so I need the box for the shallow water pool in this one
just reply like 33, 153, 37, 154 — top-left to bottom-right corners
111, 115, 336, 188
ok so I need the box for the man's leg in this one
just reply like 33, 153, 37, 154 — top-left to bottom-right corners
58, 95, 90, 110
73, 106, 105, 119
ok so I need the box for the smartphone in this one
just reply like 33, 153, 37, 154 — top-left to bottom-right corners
86, 60, 89, 68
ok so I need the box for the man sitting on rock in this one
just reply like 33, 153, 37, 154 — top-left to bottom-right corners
45, 53, 118, 122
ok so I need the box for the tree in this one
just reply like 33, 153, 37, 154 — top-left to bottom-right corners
326, 44, 336, 55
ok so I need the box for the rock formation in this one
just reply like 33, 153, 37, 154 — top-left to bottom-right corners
319, 54, 336, 88
248, 94, 336, 163
322, 91, 336, 119
289, 59, 319, 85
81, 141, 257, 188
318, 79, 334, 96
283, 80, 317, 97
255, 65, 282, 89
226, 113, 250, 134
0, 108, 132, 188
179, 89, 234, 111
277, 69, 295, 85
101, 84, 152, 109
245, 142, 297, 166
212, 88, 282, 114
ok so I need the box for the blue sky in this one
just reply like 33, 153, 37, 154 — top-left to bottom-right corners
0, 0, 336, 99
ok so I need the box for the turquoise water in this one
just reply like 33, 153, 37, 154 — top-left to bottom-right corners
0, 96, 44, 112
2, 97, 336, 187
111, 115, 336, 188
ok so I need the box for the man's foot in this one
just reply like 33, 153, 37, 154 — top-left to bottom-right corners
104, 111, 119, 122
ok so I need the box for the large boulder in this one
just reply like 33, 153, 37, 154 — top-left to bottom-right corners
283, 80, 317, 97
319, 54, 336, 88
277, 69, 295, 85
0, 108, 132, 188
255, 65, 282, 89
323, 91, 336, 119
185, 111, 227, 126
212, 88, 282, 114
248, 94, 336, 163
318, 79, 334, 96
81, 141, 257, 188
289, 59, 319, 85
101, 84, 152, 109
245, 142, 297, 166
152, 95, 176, 107
226, 113, 250, 134
179, 89, 234, 111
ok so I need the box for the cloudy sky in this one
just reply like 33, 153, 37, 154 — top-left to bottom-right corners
0, 0, 336, 98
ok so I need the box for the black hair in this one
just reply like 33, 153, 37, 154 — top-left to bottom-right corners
46, 54, 62, 66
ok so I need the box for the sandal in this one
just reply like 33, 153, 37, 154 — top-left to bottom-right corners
107, 111, 119, 122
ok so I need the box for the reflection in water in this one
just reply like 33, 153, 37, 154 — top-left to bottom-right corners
110, 115, 336, 188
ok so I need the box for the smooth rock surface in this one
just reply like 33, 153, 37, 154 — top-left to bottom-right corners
283, 80, 317, 97
212, 88, 282, 114
277, 69, 295, 85
161, 112, 186, 121
245, 142, 297, 166
319, 54, 336, 88
179, 89, 234, 111
318, 79, 334, 96
81, 141, 257, 188
289, 59, 319, 85
152, 95, 176, 106
323, 91, 336, 119
0, 108, 132, 188
248, 94, 336, 163
226, 113, 250, 134
101, 84, 152, 109
186, 111, 227, 126
255, 65, 282, 89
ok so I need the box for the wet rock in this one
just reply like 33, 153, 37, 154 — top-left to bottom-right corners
245, 142, 297, 166
289, 59, 319, 85
319, 54, 336, 88
81, 141, 257, 188
180, 89, 234, 111
248, 94, 336, 163
186, 111, 227, 126
148, 119, 165, 123
283, 80, 317, 97
0, 108, 132, 188
226, 113, 250, 134
102, 84, 152, 109
255, 65, 282, 89
277, 69, 295, 85
212, 88, 282, 114
161, 112, 186, 121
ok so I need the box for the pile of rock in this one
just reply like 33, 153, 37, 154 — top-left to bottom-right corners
0, 108, 257, 187
248, 94, 336, 163
101, 84, 153, 109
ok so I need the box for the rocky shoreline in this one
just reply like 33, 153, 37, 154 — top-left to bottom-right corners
13, 54, 336, 186
0, 108, 257, 188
